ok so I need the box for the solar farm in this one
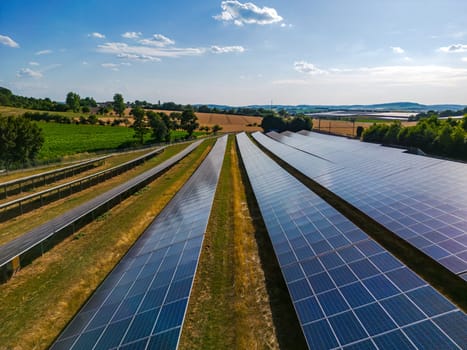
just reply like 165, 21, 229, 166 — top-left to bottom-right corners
0, 132, 466, 350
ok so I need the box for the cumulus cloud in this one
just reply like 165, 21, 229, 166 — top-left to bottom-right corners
391, 46, 405, 54
17, 68, 43, 78
98, 42, 205, 60
438, 44, 467, 53
214, 1, 283, 26
0, 34, 19, 48
211, 45, 245, 53
294, 61, 327, 75
29, 61, 40, 66
35, 49, 52, 55
139, 34, 175, 47
122, 31, 142, 39
89, 32, 105, 39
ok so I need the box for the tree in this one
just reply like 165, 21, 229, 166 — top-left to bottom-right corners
147, 111, 169, 142
261, 115, 286, 132
211, 124, 222, 134
0, 115, 44, 170
66, 92, 81, 112
130, 106, 148, 144
179, 108, 199, 138
113, 93, 125, 117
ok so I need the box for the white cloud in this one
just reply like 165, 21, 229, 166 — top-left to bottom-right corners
122, 31, 142, 39
462, 57, 467, 62
117, 53, 161, 62
438, 44, 467, 53
29, 61, 40, 66
35, 49, 52, 55
139, 34, 175, 47
294, 61, 327, 75
17, 68, 43, 78
98, 42, 205, 60
101, 63, 120, 71
214, 1, 283, 26
0, 34, 19, 48
89, 32, 105, 39
391, 46, 405, 54
211, 45, 245, 53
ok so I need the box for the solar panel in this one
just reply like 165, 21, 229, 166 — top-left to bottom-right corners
256, 131, 467, 277
51, 136, 227, 350
237, 132, 467, 350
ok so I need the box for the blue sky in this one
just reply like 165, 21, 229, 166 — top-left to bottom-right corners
1, 0, 467, 105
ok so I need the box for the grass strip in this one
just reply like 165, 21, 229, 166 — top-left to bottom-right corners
252, 135, 467, 312
0, 139, 214, 350
180, 135, 307, 349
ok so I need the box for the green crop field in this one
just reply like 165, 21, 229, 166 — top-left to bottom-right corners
35, 122, 200, 161
37, 122, 144, 160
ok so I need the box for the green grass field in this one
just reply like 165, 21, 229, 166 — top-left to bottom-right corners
36, 122, 199, 161
0, 106, 88, 119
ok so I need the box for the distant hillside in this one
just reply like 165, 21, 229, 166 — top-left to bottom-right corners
237, 102, 466, 113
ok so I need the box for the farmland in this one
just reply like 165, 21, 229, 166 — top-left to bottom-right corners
311, 118, 417, 138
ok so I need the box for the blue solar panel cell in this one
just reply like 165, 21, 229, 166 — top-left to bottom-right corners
328, 311, 368, 345
339, 282, 376, 308
363, 275, 400, 299
433, 311, 467, 347
121, 308, 159, 345
327, 265, 358, 286
373, 330, 416, 349
303, 320, 339, 350
317, 289, 349, 316
380, 294, 425, 326
407, 286, 456, 317
289, 278, 313, 301
295, 297, 325, 324
386, 267, 425, 291
342, 339, 377, 350
308, 271, 335, 293
354, 302, 397, 336
95, 318, 132, 349
147, 328, 180, 350
404, 320, 458, 350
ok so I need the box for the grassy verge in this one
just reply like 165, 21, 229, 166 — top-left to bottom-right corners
0, 143, 189, 247
179, 135, 306, 349
0, 139, 214, 350
252, 137, 467, 312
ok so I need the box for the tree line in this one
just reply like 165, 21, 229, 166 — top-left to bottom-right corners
260, 114, 313, 133
130, 107, 199, 144
362, 116, 467, 160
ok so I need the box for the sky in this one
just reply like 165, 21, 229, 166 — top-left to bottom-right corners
1, 0, 467, 106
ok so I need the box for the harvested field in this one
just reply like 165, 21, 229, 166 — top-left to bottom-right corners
156, 110, 263, 132
312, 119, 417, 137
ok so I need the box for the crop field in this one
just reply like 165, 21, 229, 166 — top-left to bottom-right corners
156, 110, 263, 132
37, 122, 146, 160
312, 118, 417, 137
0, 106, 90, 119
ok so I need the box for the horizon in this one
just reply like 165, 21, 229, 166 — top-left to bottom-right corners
1, 1, 467, 105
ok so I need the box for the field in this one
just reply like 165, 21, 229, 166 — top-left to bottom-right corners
155, 110, 263, 132
312, 118, 417, 137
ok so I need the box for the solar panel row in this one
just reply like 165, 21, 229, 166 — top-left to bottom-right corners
258, 131, 467, 279
237, 132, 467, 349
51, 135, 227, 350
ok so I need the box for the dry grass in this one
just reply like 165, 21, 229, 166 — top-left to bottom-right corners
0, 140, 214, 350
179, 136, 287, 349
